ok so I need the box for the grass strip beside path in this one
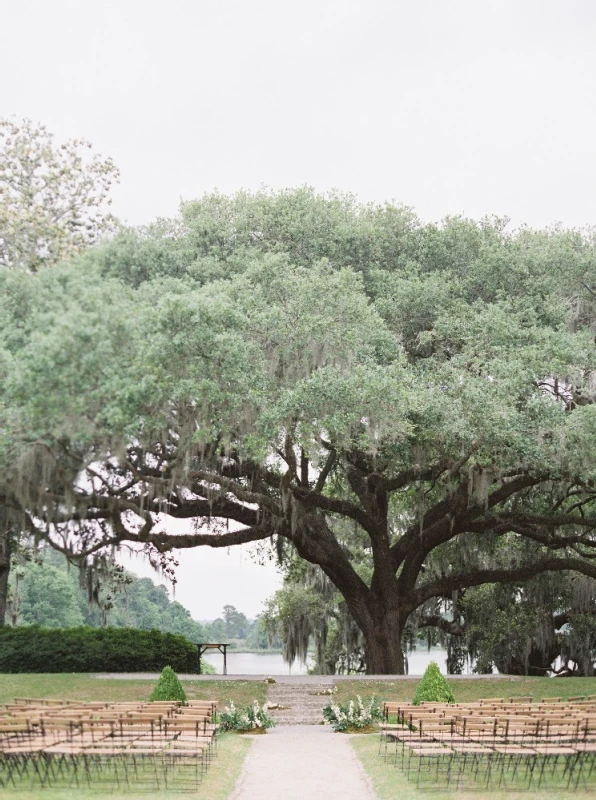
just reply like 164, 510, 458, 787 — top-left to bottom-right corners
350, 733, 594, 800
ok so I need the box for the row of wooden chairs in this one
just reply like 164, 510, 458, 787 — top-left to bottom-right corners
0, 699, 219, 791
379, 698, 596, 790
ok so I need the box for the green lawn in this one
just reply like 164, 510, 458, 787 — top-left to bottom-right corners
335, 676, 596, 706
0, 674, 267, 708
351, 733, 594, 800
0, 733, 250, 800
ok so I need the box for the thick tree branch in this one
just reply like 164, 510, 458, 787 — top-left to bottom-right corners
381, 459, 452, 492
499, 511, 596, 529
137, 524, 272, 552
315, 448, 336, 492
417, 614, 464, 637
160, 497, 260, 527
291, 487, 377, 534
392, 475, 541, 581
187, 470, 279, 513
46, 522, 272, 558
413, 557, 596, 607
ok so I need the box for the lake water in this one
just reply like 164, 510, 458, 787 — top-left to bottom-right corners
201, 647, 462, 675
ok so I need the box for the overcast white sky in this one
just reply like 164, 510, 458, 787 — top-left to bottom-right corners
118, 523, 280, 623
3, 0, 596, 618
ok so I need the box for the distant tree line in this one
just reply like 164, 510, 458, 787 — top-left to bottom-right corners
7, 547, 275, 650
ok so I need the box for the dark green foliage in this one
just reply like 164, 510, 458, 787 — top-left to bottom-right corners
412, 661, 455, 705
0, 626, 197, 673
149, 665, 186, 702
461, 573, 596, 677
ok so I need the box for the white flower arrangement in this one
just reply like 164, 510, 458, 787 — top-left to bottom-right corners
322, 694, 382, 732
219, 700, 275, 732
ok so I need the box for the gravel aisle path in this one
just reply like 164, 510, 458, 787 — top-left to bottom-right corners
229, 725, 377, 800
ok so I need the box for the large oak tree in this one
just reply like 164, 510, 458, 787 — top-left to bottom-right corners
3, 189, 596, 672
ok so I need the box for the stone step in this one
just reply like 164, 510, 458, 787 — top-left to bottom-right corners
267, 697, 326, 704
268, 689, 331, 695
267, 698, 328, 705
268, 689, 327, 694
268, 709, 325, 716
266, 682, 335, 725
268, 683, 332, 691
271, 702, 329, 707
271, 699, 325, 703
268, 692, 329, 696
268, 694, 328, 700
270, 711, 323, 718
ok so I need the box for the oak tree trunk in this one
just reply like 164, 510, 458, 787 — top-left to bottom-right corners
359, 602, 408, 675
364, 629, 406, 674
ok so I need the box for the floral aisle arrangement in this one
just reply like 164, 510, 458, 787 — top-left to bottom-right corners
219, 701, 275, 733
322, 695, 383, 732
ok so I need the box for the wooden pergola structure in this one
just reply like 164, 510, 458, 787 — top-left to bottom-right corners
196, 643, 230, 675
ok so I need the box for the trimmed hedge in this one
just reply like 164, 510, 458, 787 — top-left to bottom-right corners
0, 626, 197, 673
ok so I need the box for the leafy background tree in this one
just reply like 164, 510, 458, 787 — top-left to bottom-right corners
222, 604, 249, 639
461, 572, 596, 677
0, 118, 118, 272
0, 118, 119, 625
262, 552, 365, 674
7, 548, 205, 639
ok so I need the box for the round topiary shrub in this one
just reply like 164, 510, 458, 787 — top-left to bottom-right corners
149, 665, 187, 702
412, 661, 455, 705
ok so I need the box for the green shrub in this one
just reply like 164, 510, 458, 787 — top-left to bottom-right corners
412, 661, 455, 705
0, 625, 198, 673
149, 666, 187, 702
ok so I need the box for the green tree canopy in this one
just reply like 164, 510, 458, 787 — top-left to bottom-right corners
3, 189, 596, 672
